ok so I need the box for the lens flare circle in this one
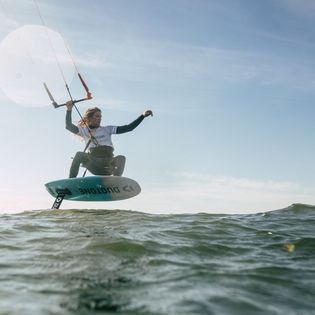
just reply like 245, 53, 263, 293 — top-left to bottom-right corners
0, 25, 74, 107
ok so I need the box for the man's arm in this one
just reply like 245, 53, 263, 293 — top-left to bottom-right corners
65, 101, 79, 134
116, 110, 153, 134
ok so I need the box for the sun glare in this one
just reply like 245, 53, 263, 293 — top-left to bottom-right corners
0, 25, 74, 107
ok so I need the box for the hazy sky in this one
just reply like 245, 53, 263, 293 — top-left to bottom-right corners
1, 0, 315, 214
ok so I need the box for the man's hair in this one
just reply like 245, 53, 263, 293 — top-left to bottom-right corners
78, 107, 101, 127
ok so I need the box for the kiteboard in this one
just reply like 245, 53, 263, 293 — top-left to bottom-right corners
45, 176, 141, 209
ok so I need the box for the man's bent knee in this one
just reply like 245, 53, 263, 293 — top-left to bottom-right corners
113, 155, 126, 176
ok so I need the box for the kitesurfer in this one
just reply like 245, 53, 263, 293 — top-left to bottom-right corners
65, 101, 153, 178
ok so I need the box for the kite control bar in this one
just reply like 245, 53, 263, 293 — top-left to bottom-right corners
44, 82, 92, 108
44, 72, 92, 108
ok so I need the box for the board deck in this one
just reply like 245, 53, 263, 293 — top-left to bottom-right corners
45, 176, 141, 202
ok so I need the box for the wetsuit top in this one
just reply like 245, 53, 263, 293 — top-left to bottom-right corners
65, 110, 145, 149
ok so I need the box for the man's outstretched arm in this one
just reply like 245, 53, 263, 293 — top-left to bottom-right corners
116, 110, 153, 134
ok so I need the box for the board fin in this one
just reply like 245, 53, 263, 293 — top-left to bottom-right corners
51, 188, 72, 209
51, 194, 65, 209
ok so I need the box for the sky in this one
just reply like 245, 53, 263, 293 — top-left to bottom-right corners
1, 0, 315, 214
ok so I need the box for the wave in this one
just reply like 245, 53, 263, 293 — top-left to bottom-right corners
0, 203, 315, 314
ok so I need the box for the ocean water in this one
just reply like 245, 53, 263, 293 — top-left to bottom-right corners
0, 204, 314, 315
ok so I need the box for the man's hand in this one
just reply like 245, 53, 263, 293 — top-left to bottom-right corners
143, 110, 153, 117
66, 100, 74, 111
